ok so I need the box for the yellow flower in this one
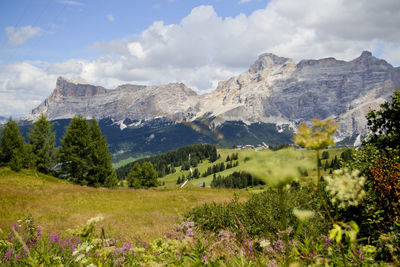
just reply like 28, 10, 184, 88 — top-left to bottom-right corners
294, 118, 338, 150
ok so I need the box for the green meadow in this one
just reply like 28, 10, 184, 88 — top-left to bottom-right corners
0, 166, 249, 243
0, 147, 347, 241
160, 147, 351, 189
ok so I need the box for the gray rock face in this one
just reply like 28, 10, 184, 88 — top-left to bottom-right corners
27, 51, 400, 142
198, 51, 400, 140
28, 77, 200, 122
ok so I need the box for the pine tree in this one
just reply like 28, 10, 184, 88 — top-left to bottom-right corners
0, 117, 26, 170
28, 114, 55, 174
127, 162, 142, 188
126, 162, 159, 188
209, 146, 218, 162
87, 119, 117, 187
58, 116, 91, 184
141, 162, 159, 188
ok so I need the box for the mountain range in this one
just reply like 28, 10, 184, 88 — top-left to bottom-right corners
22, 51, 399, 161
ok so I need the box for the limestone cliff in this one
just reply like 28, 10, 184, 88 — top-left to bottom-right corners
27, 51, 400, 142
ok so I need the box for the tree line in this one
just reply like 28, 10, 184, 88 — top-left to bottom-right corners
0, 115, 117, 188
116, 144, 218, 179
210, 171, 265, 189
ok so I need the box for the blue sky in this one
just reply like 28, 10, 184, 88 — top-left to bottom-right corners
0, 0, 399, 116
0, 0, 270, 63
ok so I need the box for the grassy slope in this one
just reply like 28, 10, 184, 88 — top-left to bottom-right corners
160, 147, 351, 188
0, 167, 249, 242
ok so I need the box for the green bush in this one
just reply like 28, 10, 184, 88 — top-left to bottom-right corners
185, 186, 329, 239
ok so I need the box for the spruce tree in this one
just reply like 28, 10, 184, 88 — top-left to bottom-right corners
28, 114, 55, 173
141, 162, 159, 188
127, 162, 142, 188
59, 116, 91, 184
0, 117, 25, 170
87, 119, 117, 187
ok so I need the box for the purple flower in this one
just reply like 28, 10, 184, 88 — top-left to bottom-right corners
273, 240, 286, 254
114, 257, 125, 265
49, 232, 60, 244
266, 260, 278, 267
308, 253, 315, 259
36, 228, 42, 241
324, 237, 332, 247
122, 242, 132, 253
202, 253, 207, 265
4, 250, 13, 260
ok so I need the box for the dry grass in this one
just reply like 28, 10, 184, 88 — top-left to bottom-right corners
0, 167, 249, 242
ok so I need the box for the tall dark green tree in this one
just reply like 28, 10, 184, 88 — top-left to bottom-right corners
126, 162, 159, 189
0, 117, 28, 171
28, 114, 55, 173
58, 116, 117, 187
58, 116, 91, 185
87, 119, 118, 187
141, 162, 159, 188
127, 162, 142, 188
366, 90, 400, 149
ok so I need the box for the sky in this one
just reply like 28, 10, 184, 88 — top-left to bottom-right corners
0, 0, 399, 117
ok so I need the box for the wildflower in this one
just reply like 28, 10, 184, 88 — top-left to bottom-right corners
218, 230, 235, 239
49, 232, 60, 244
325, 168, 366, 208
293, 208, 315, 222
87, 215, 104, 225
259, 239, 271, 248
202, 253, 208, 265
114, 257, 125, 265
324, 236, 332, 247
4, 249, 13, 261
294, 118, 338, 150
266, 260, 278, 267
273, 240, 285, 254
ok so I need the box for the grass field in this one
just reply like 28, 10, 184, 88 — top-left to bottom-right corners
160, 147, 351, 188
0, 167, 249, 243
0, 147, 350, 244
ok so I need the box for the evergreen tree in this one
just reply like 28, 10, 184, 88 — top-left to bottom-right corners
0, 117, 26, 170
209, 146, 218, 162
366, 90, 400, 149
141, 162, 159, 188
193, 168, 200, 178
127, 162, 142, 188
126, 162, 159, 188
87, 119, 117, 187
58, 116, 91, 184
321, 151, 330, 160
177, 176, 181, 184
28, 114, 55, 173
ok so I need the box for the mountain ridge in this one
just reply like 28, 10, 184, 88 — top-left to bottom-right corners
25, 51, 400, 143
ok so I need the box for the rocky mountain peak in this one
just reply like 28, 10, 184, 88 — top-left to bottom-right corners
249, 53, 293, 74
27, 52, 399, 144
54, 76, 107, 98
360, 50, 372, 58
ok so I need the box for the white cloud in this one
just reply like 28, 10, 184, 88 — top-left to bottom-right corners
106, 13, 114, 22
5, 26, 42, 46
0, 62, 56, 116
1, 0, 400, 116
59, 0, 84, 6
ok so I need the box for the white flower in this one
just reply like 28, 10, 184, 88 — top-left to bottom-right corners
293, 208, 315, 222
325, 168, 366, 209
87, 215, 104, 225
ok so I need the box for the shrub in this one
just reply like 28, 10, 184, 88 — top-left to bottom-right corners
185, 187, 328, 240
